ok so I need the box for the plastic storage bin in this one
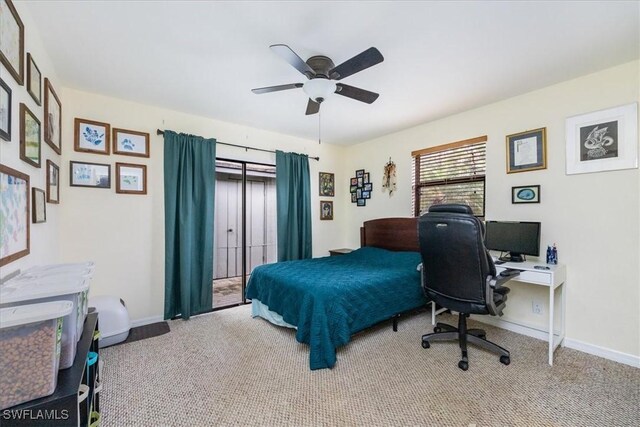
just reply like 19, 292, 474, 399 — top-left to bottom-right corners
89, 296, 130, 347
0, 276, 90, 369
23, 262, 96, 277
0, 301, 73, 409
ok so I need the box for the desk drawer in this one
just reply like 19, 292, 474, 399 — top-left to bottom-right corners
515, 270, 552, 285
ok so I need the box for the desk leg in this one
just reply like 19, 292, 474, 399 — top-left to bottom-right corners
548, 285, 555, 366
560, 282, 566, 348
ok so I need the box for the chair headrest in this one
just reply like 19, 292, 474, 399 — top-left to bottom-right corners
428, 204, 474, 215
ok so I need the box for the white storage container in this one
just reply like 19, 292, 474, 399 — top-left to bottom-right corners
0, 277, 90, 369
23, 262, 96, 277
89, 296, 130, 347
0, 301, 73, 409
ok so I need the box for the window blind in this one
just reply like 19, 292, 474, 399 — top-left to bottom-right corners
412, 136, 487, 217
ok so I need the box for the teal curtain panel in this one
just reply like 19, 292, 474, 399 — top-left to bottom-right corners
164, 131, 216, 320
275, 150, 312, 261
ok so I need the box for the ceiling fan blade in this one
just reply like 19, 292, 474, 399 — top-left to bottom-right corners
305, 99, 320, 115
251, 83, 303, 94
335, 83, 379, 104
329, 47, 384, 80
270, 44, 316, 78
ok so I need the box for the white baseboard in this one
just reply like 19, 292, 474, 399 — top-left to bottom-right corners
469, 315, 640, 368
130, 315, 164, 328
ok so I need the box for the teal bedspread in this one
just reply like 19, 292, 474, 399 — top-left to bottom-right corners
245, 247, 427, 370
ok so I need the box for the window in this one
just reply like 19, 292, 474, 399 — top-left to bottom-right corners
412, 136, 487, 217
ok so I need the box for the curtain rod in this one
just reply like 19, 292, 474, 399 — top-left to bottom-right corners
156, 129, 319, 161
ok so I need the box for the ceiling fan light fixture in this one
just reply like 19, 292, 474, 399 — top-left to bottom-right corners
303, 78, 336, 103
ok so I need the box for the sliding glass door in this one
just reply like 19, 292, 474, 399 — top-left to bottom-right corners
212, 160, 276, 309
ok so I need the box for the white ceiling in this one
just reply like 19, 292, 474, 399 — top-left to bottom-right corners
26, 1, 639, 146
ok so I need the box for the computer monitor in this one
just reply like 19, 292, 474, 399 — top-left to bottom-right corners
484, 221, 541, 262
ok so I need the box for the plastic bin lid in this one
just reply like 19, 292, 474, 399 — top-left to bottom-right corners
0, 276, 90, 304
0, 301, 73, 329
24, 262, 95, 273
10, 269, 93, 282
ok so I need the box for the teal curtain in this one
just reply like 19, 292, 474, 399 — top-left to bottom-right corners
275, 150, 312, 261
164, 131, 216, 320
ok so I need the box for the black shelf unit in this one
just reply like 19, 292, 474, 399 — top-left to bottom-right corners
4, 312, 100, 427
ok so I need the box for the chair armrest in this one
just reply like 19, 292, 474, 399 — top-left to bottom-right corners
417, 263, 423, 272
489, 274, 515, 290
485, 272, 519, 316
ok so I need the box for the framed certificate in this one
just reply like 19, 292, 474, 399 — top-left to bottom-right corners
506, 127, 547, 174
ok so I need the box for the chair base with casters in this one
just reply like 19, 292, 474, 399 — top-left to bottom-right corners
421, 312, 510, 371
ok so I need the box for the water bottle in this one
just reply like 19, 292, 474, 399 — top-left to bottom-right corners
551, 244, 558, 265
546, 245, 552, 264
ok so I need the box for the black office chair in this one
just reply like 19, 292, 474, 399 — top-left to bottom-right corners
418, 204, 517, 370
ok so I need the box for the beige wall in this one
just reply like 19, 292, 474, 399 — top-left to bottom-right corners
341, 60, 640, 358
58, 88, 347, 322
0, 3, 61, 278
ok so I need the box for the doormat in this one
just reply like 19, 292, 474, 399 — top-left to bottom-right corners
113, 322, 170, 346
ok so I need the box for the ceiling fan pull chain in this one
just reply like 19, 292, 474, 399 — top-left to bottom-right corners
318, 108, 322, 144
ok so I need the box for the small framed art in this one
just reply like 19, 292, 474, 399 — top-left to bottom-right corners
113, 128, 150, 157
32, 188, 46, 223
46, 159, 60, 203
356, 169, 364, 178
20, 103, 41, 167
116, 162, 147, 195
70, 161, 111, 188
566, 103, 638, 175
506, 127, 547, 174
26, 53, 41, 105
0, 78, 10, 141
357, 198, 366, 207
44, 78, 62, 154
320, 200, 333, 220
75, 118, 111, 155
0, 0, 24, 85
512, 185, 540, 204
319, 172, 334, 197
0, 164, 30, 266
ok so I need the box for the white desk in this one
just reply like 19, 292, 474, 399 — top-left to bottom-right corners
430, 261, 567, 366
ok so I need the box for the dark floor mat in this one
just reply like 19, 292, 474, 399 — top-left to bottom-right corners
113, 322, 170, 346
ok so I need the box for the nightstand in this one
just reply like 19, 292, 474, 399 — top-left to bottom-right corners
329, 248, 353, 256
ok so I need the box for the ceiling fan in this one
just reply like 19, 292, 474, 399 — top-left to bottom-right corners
252, 44, 384, 115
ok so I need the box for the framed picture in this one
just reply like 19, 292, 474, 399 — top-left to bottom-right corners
116, 162, 147, 195
357, 177, 363, 187
320, 200, 333, 220
26, 53, 41, 105
44, 78, 62, 154
32, 187, 46, 223
512, 185, 540, 204
350, 177, 357, 186
70, 161, 111, 188
0, 164, 29, 266
318, 172, 334, 197
0, 0, 24, 85
362, 190, 371, 199
364, 172, 370, 184
356, 169, 364, 178
506, 127, 547, 173
20, 103, 41, 168
364, 183, 372, 192
113, 128, 150, 158
74, 118, 110, 155
356, 188, 362, 199
349, 185, 357, 193
566, 103, 638, 175
46, 159, 59, 204
357, 198, 366, 207
0, 77, 10, 141
351, 193, 357, 203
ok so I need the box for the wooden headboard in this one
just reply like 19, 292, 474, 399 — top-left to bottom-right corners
360, 217, 419, 252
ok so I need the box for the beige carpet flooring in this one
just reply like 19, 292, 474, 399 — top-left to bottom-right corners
100, 305, 639, 426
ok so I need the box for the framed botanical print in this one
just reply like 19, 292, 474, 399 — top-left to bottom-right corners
46, 159, 60, 203
0, 0, 24, 85
20, 103, 41, 168
44, 78, 62, 154
70, 161, 111, 188
115, 162, 147, 195
32, 187, 46, 223
506, 128, 547, 173
0, 77, 10, 141
566, 103, 638, 175
0, 164, 30, 266
26, 53, 41, 105
75, 118, 111, 155
112, 128, 150, 157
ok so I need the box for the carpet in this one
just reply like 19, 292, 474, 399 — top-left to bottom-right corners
99, 304, 639, 426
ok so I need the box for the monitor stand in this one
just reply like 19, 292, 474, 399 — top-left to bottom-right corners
499, 253, 524, 263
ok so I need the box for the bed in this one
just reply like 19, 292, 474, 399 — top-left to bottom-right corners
245, 217, 429, 370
